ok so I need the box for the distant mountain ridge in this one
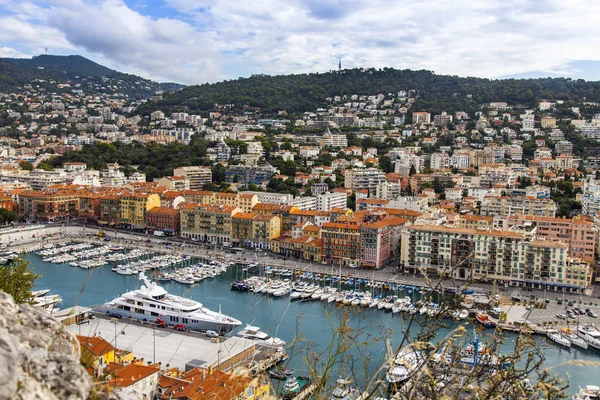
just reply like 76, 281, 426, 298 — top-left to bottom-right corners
0, 54, 185, 99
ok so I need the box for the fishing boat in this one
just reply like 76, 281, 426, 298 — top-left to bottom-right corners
459, 309, 469, 320
547, 330, 571, 348
475, 313, 496, 328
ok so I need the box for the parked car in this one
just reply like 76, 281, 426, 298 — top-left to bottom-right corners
556, 314, 567, 320
588, 310, 598, 318
173, 324, 186, 331
205, 330, 219, 338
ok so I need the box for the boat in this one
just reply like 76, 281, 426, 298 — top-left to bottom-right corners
386, 345, 426, 389
281, 376, 311, 399
95, 272, 242, 335
231, 280, 249, 291
32, 289, 51, 298
547, 330, 571, 348
459, 310, 469, 320
572, 385, 600, 400
331, 378, 364, 400
475, 313, 496, 328
454, 334, 511, 369
578, 324, 600, 350
236, 325, 285, 347
562, 328, 588, 350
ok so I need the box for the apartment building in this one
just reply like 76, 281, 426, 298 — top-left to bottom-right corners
412, 111, 431, 124
172, 166, 212, 190
344, 168, 386, 193
99, 194, 122, 223
321, 222, 362, 266
18, 190, 80, 222
239, 191, 293, 205
470, 149, 495, 167
316, 192, 347, 211
507, 215, 597, 262
252, 203, 298, 232
319, 130, 348, 148
179, 203, 241, 243
401, 225, 589, 290
430, 152, 451, 170
232, 212, 281, 249
157, 176, 189, 191
146, 207, 181, 234
451, 151, 471, 169
555, 140, 574, 156
225, 164, 278, 185
360, 218, 406, 269
481, 196, 557, 218
120, 193, 161, 227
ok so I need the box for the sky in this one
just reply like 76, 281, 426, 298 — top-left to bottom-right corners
1, 0, 600, 85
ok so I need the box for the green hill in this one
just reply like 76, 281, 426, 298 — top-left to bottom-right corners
136, 67, 600, 116
0, 55, 185, 98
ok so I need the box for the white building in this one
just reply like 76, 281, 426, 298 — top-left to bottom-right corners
173, 166, 212, 190
289, 196, 318, 210
450, 152, 470, 169
344, 168, 386, 192
239, 191, 293, 204
430, 153, 451, 170
316, 192, 347, 211
583, 178, 600, 217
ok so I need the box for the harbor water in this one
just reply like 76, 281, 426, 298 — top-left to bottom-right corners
27, 253, 600, 394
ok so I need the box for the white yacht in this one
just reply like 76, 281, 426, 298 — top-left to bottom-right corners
386, 346, 425, 387
96, 273, 242, 335
572, 385, 600, 400
236, 325, 286, 347
578, 324, 600, 350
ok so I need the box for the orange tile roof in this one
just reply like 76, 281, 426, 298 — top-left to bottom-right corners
108, 363, 160, 388
148, 206, 180, 215
76, 335, 114, 357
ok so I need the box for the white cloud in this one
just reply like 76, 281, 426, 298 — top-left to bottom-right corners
1, 0, 600, 83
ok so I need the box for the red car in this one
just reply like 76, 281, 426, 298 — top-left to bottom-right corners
174, 324, 186, 331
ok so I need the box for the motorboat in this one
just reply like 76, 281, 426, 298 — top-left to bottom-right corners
578, 324, 600, 350
95, 272, 242, 335
572, 385, 600, 400
475, 313, 496, 328
562, 328, 588, 350
386, 345, 426, 388
281, 376, 311, 400
236, 325, 285, 347
459, 310, 469, 320
330, 378, 364, 400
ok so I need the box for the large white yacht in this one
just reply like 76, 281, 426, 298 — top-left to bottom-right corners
578, 324, 600, 350
96, 273, 242, 334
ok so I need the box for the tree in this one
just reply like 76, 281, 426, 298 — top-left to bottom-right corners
409, 165, 417, 176
0, 257, 42, 304
378, 156, 394, 173
212, 163, 226, 183
19, 160, 33, 171
323, 177, 335, 190
0, 208, 18, 225
36, 162, 54, 171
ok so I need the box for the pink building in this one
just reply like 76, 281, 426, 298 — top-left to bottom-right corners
507, 215, 597, 262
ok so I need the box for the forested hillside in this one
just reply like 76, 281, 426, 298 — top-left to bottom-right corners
137, 68, 600, 115
0, 55, 184, 98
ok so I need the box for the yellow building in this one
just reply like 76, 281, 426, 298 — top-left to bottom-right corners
252, 203, 298, 233
180, 203, 240, 243
232, 212, 280, 249
181, 191, 258, 213
76, 335, 115, 376
120, 193, 161, 227
540, 116, 557, 129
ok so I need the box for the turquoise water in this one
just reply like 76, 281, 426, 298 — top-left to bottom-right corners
28, 253, 600, 394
